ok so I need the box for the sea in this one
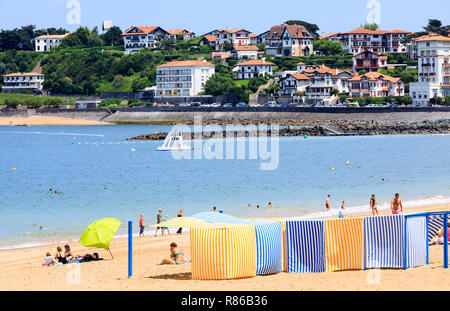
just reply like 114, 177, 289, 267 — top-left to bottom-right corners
1, 125, 449, 250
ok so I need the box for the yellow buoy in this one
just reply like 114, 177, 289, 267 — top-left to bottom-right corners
330, 168, 335, 172
345, 161, 350, 166
12, 168, 16, 172
155, 131, 158, 134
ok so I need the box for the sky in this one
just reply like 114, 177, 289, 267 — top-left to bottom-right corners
0, 0, 449, 35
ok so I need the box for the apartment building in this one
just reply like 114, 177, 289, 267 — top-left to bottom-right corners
348, 72, 405, 98
409, 34, 450, 106
2, 72, 45, 92
233, 59, 275, 80
121, 26, 169, 54
34, 34, 69, 52
352, 50, 388, 73
155, 60, 215, 97
321, 29, 411, 54
265, 25, 314, 57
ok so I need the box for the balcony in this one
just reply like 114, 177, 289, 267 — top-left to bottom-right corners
419, 72, 436, 77
443, 63, 450, 68
441, 83, 450, 87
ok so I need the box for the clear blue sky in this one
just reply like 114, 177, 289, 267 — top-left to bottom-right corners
1, 0, 449, 35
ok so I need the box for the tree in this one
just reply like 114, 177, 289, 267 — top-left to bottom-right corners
60, 26, 103, 48
284, 20, 320, 37
313, 40, 343, 55
223, 42, 232, 51
256, 42, 266, 51
360, 23, 379, 31
101, 26, 123, 46
423, 19, 449, 36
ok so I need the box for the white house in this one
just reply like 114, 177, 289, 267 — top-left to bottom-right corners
2, 72, 45, 92
321, 29, 411, 55
34, 34, 69, 52
278, 73, 310, 96
352, 50, 388, 73
121, 26, 169, 54
231, 45, 259, 63
266, 25, 314, 57
156, 60, 215, 97
295, 64, 354, 102
167, 29, 196, 41
409, 34, 450, 106
213, 29, 252, 50
234, 59, 275, 80
348, 72, 405, 98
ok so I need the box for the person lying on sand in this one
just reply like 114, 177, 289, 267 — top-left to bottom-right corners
159, 242, 188, 265
44, 252, 62, 266
81, 252, 102, 263
431, 223, 450, 245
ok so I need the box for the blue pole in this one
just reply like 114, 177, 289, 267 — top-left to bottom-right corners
426, 214, 429, 265
403, 217, 408, 270
128, 221, 133, 277
444, 214, 448, 269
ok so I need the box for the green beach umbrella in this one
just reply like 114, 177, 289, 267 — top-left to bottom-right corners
79, 218, 121, 258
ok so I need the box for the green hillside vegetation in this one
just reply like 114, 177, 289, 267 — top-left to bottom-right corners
0, 93, 76, 108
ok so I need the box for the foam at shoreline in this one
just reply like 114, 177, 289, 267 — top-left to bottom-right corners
1, 195, 449, 252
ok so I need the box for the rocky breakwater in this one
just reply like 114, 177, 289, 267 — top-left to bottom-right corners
127, 119, 450, 141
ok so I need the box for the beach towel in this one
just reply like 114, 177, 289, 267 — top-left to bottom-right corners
255, 222, 282, 275
286, 220, 326, 273
190, 225, 256, 280
428, 215, 445, 243
364, 215, 405, 269
406, 216, 427, 267
324, 217, 364, 272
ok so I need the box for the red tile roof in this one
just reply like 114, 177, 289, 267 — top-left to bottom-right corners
414, 33, 450, 42
343, 28, 410, 35
121, 26, 162, 36
268, 25, 313, 40
290, 74, 310, 80
157, 60, 215, 68
203, 35, 216, 43
4, 72, 44, 77
233, 45, 259, 51
349, 72, 402, 83
167, 29, 193, 35
35, 34, 69, 39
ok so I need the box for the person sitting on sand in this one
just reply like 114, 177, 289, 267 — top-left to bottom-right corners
159, 242, 186, 265
390, 193, 403, 215
54, 246, 67, 264
64, 244, 73, 261
44, 252, 61, 266
431, 223, 450, 245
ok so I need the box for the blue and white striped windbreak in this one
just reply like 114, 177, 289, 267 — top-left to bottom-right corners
285, 220, 325, 273
255, 222, 282, 275
428, 215, 445, 243
364, 215, 405, 269
190, 212, 283, 275
406, 216, 427, 267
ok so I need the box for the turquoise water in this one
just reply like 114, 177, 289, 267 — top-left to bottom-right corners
1, 125, 450, 249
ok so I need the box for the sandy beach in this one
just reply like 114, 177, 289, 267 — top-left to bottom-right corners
0, 116, 107, 126
0, 203, 448, 291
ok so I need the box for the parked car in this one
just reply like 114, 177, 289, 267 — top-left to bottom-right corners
236, 102, 247, 108
210, 102, 221, 107
177, 102, 191, 107
222, 103, 233, 108
251, 104, 262, 108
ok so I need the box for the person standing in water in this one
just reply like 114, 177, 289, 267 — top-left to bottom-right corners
267, 202, 273, 208
370, 195, 380, 216
326, 195, 331, 210
155, 209, 163, 237
176, 209, 183, 235
139, 214, 145, 237
390, 193, 403, 215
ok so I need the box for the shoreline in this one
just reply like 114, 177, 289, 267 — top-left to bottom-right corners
2, 201, 448, 253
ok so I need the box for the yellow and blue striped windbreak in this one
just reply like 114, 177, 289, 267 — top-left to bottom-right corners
190, 225, 257, 280
190, 212, 282, 275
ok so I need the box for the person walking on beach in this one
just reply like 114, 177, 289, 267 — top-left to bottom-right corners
341, 201, 346, 210
370, 195, 380, 216
139, 214, 145, 237
213, 206, 217, 212
176, 209, 183, 235
155, 209, 163, 237
326, 195, 331, 210
390, 193, 403, 215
